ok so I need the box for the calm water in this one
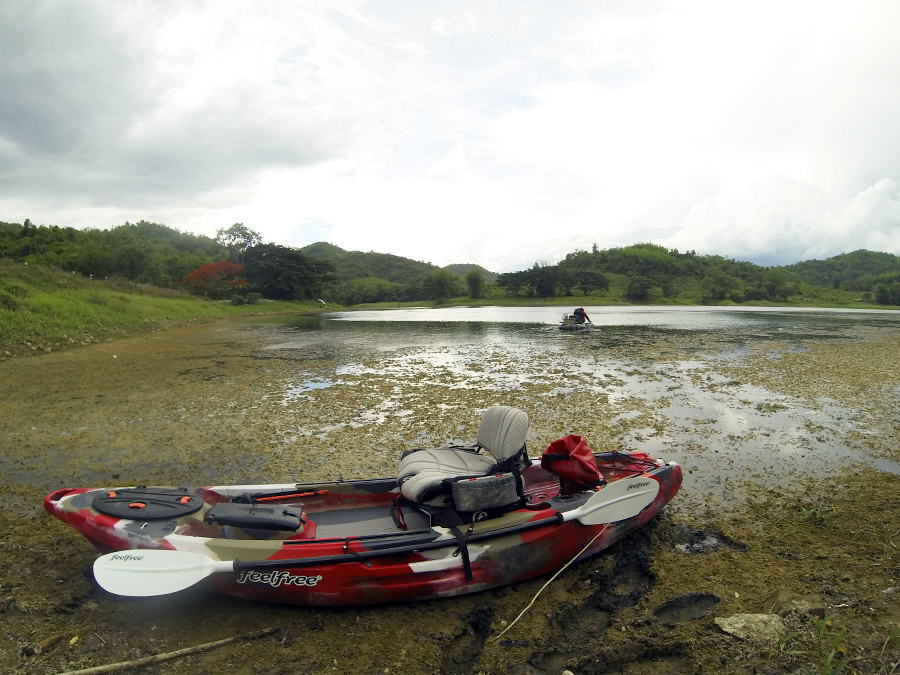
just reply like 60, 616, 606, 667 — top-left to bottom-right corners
267, 305, 900, 510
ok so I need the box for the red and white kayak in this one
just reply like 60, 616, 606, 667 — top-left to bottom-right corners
44, 407, 681, 606
44, 455, 679, 606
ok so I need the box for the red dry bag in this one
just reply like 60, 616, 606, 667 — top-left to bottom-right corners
541, 434, 602, 494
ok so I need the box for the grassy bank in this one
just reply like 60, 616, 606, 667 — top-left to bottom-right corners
0, 260, 324, 357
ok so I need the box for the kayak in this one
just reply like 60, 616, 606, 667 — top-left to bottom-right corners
44, 406, 682, 606
559, 313, 592, 331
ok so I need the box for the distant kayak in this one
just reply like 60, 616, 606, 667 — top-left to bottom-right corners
45, 406, 681, 606
559, 313, 593, 331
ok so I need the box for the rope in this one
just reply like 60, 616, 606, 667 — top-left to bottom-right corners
490, 523, 609, 642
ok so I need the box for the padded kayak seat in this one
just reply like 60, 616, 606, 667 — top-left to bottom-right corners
397, 405, 530, 505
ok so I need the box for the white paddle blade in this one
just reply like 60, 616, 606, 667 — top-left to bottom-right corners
567, 475, 661, 526
93, 550, 233, 597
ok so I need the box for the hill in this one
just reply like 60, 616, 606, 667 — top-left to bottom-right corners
299, 242, 499, 303
444, 264, 499, 285
1, 219, 898, 307
491, 244, 900, 307
787, 249, 900, 290
300, 242, 497, 283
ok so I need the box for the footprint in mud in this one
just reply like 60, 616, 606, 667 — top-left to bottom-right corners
666, 523, 747, 555
511, 528, 660, 674
654, 592, 722, 623
440, 605, 495, 675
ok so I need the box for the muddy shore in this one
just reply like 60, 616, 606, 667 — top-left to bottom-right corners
1, 315, 898, 674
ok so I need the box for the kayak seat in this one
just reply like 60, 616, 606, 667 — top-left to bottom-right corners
397, 405, 530, 507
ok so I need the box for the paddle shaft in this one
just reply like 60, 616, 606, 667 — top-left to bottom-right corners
232, 477, 657, 572
231, 512, 563, 572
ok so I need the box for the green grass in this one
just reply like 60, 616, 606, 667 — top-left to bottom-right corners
0, 260, 323, 354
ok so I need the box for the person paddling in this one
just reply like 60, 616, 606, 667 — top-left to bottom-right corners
573, 307, 591, 324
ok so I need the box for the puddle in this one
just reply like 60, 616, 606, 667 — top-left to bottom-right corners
281, 378, 336, 402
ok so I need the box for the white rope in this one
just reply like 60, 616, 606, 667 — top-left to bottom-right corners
490, 523, 609, 642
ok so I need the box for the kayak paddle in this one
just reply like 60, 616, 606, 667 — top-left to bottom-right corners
93, 474, 661, 597
561, 474, 658, 525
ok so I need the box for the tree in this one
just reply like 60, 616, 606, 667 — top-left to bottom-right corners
496, 270, 527, 296
242, 244, 334, 300
625, 276, 652, 301
525, 263, 558, 298
428, 268, 460, 300
337, 277, 402, 305
216, 223, 262, 265
464, 268, 485, 299
181, 261, 246, 299
874, 280, 900, 306
762, 268, 800, 301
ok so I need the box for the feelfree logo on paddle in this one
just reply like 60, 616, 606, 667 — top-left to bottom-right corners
626, 480, 651, 491
236, 570, 322, 588
110, 553, 145, 562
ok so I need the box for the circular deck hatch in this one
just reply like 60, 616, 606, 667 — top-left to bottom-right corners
92, 487, 204, 520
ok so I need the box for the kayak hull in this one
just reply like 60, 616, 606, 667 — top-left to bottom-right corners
45, 453, 681, 606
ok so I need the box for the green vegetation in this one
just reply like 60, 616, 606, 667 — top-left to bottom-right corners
300, 241, 495, 302
495, 243, 900, 307
788, 249, 900, 306
300, 240, 899, 308
1, 218, 898, 348
0, 259, 320, 356
0, 219, 336, 304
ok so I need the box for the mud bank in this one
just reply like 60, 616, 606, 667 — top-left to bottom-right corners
1, 316, 898, 674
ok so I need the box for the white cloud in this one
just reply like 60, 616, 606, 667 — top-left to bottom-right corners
1, 0, 899, 272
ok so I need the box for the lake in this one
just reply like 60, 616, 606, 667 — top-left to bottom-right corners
259, 305, 900, 512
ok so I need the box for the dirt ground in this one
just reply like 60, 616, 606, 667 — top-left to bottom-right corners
1, 314, 898, 674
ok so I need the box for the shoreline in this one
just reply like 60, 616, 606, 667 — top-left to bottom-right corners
2, 316, 898, 673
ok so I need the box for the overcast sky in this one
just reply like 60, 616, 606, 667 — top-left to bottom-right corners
2, 1, 899, 272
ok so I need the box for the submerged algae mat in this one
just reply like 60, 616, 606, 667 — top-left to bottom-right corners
1, 317, 899, 674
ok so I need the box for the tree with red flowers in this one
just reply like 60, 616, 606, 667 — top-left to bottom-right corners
181, 261, 246, 299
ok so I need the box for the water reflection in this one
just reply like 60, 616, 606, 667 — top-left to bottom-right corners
265, 305, 900, 507
325, 304, 900, 329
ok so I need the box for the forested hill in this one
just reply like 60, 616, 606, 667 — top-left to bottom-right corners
300, 242, 497, 283
300, 242, 438, 283
786, 250, 900, 290
298, 242, 497, 303
443, 264, 498, 285
1, 219, 899, 306
507, 243, 899, 305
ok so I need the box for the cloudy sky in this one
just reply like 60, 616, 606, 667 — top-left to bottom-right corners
2, 1, 899, 272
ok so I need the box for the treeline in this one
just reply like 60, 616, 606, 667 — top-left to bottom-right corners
0, 220, 335, 302
2, 219, 899, 306
787, 250, 900, 305
0, 220, 484, 304
498, 243, 803, 304
497, 244, 900, 306
0, 219, 220, 288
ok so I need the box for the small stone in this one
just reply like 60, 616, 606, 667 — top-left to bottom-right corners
715, 613, 786, 645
